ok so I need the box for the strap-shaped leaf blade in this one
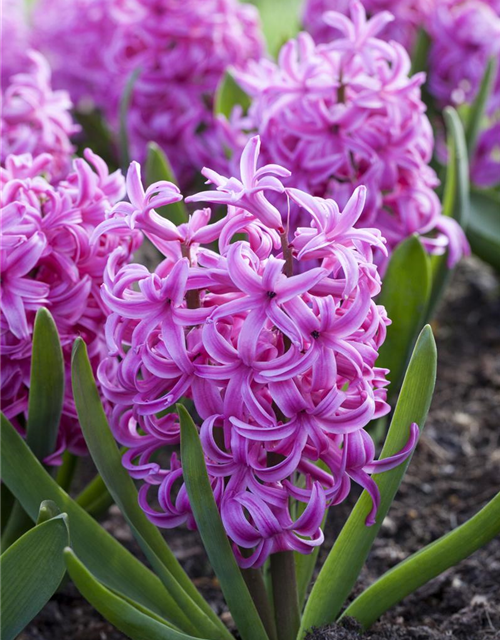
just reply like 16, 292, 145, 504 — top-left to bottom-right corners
247, 0, 302, 57
0, 413, 192, 626
428, 107, 469, 319
467, 190, 500, 271
377, 235, 431, 396
26, 307, 64, 460
71, 339, 228, 640
64, 548, 204, 640
1, 510, 69, 640
120, 68, 140, 168
146, 142, 188, 225
179, 404, 270, 640
343, 491, 500, 628
215, 70, 251, 119
299, 325, 437, 635
464, 57, 498, 159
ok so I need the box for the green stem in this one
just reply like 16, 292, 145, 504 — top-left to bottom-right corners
242, 567, 278, 640
55, 451, 79, 492
84, 488, 115, 520
343, 491, 500, 629
1, 484, 15, 534
76, 473, 109, 509
270, 551, 300, 640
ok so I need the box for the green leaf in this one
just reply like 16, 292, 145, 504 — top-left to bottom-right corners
64, 548, 202, 640
299, 326, 437, 634
343, 491, 500, 629
0, 413, 198, 625
215, 70, 251, 119
428, 107, 469, 319
145, 142, 188, 226
409, 28, 431, 76
71, 339, 228, 640
245, 0, 302, 58
73, 107, 117, 169
467, 190, 500, 271
464, 58, 498, 159
377, 235, 431, 396
178, 404, 270, 640
36, 500, 61, 524
26, 307, 64, 460
1, 508, 69, 640
120, 68, 141, 168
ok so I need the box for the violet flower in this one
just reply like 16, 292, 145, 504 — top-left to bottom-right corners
30, 0, 265, 187
222, 2, 468, 269
98, 136, 417, 568
1, 51, 80, 182
0, 151, 141, 464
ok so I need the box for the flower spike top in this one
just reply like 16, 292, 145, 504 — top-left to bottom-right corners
0, 151, 141, 464
98, 135, 417, 568
31, 0, 265, 186
222, 1, 468, 268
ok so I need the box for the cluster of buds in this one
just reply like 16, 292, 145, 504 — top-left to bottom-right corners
97, 136, 418, 567
223, 2, 468, 268
0, 151, 141, 462
1, 51, 79, 183
31, 0, 264, 186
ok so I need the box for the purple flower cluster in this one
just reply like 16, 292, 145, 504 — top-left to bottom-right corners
0, 151, 141, 463
225, 2, 468, 267
427, 0, 500, 188
97, 136, 418, 567
31, 0, 264, 186
1, 51, 79, 183
302, 0, 434, 51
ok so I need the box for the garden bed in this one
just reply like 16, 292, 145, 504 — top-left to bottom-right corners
19, 257, 500, 640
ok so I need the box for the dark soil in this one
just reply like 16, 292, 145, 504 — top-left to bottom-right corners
19, 257, 500, 640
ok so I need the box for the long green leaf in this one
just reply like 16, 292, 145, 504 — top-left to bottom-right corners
26, 307, 64, 459
64, 548, 205, 640
215, 70, 251, 119
71, 339, 228, 640
428, 107, 469, 319
467, 190, 500, 271
0, 414, 196, 626
343, 491, 500, 628
145, 142, 188, 226
299, 325, 437, 636
464, 58, 498, 159
377, 235, 431, 396
179, 404, 270, 640
1, 510, 69, 640
245, 0, 302, 57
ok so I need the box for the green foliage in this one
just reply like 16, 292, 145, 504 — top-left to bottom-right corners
299, 326, 437, 635
215, 70, 251, 119
245, 0, 302, 58
178, 404, 271, 640
377, 235, 431, 395
0, 505, 69, 640
467, 190, 500, 271
120, 68, 141, 168
463, 58, 498, 159
145, 142, 188, 225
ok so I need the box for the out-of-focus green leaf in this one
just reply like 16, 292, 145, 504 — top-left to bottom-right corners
467, 190, 500, 271
428, 107, 469, 319
71, 339, 227, 639
0, 508, 69, 640
215, 70, 251, 119
0, 413, 196, 624
26, 307, 64, 460
343, 491, 500, 629
74, 108, 117, 168
377, 235, 431, 396
179, 405, 270, 640
464, 58, 498, 159
145, 142, 188, 226
410, 28, 430, 76
245, 0, 302, 58
64, 549, 202, 640
299, 326, 437, 634
120, 68, 140, 168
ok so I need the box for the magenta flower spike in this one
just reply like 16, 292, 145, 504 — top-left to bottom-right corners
98, 135, 418, 568
0, 151, 141, 463
30, 0, 265, 187
220, 1, 468, 269
1, 51, 80, 182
